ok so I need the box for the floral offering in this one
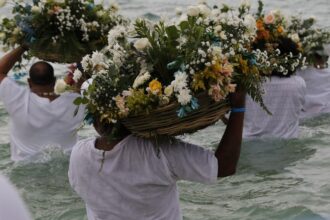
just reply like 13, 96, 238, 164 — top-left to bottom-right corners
253, 0, 306, 77
0, 0, 124, 63
287, 16, 330, 66
56, 1, 273, 137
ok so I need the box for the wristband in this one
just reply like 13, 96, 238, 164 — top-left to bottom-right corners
231, 107, 245, 113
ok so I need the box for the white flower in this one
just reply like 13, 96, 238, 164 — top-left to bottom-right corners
13, 27, 21, 35
0, 0, 6, 8
54, 79, 68, 95
198, 4, 211, 17
31, 6, 41, 13
219, 31, 227, 40
171, 71, 188, 92
243, 14, 256, 33
132, 71, 151, 89
91, 51, 106, 66
176, 89, 192, 105
289, 33, 300, 43
73, 69, 82, 83
108, 25, 126, 45
240, 0, 251, 7
134, 38, 151, 51
0, 33, 5, 40
187, 6, 200, 17
81, 55, 91, 71
175, 7, 183, 16
54, 0, 65, 3
96, 10, 105, 17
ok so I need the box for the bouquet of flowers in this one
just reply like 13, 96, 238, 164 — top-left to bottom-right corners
0, 0, 124, 63
56, 2, 268, 138
287, 16, 330, 66
253, 0, 306, 77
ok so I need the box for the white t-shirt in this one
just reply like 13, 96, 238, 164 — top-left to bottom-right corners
68, 135, 218, 220
0, 175, 32, 220
243, 75, 306, 139
298, 67, 330, 119
0, 77, 85, 161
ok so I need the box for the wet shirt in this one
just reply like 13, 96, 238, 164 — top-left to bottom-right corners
298, 67, 330, 119
0, 77, 85, 161
0, 175, 32, 220
68, 135, 218, 220
243, 75, 306, 139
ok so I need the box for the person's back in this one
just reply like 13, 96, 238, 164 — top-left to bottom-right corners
0, 46, 85, 161
0, 77, 85, 161
243, 75, 306, 139
69, 135, 218, 220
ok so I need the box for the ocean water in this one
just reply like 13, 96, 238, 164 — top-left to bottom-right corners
0, 0, 330, 219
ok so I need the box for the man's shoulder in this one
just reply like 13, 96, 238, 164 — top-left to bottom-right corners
72, 137, 96, 156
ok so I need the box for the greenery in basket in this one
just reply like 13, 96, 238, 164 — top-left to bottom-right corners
0, 0, 124, 63
252, 0, 306, 77
287, 16, 330, 66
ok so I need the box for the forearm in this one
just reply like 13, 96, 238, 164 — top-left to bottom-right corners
215, 111, 244, 177
215, 92, 245, 177
0, 46, 26, 79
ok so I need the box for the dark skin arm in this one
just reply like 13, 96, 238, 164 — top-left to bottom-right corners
0, 46, 27, 83
215, 90, 245, 177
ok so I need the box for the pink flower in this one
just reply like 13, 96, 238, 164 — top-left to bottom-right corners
115, 96, 129, 117
264, 13, 275, 24
208, 84, 224, 102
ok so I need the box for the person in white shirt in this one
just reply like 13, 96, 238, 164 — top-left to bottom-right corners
69, 91, 246, 220
0, 46, 85, 161
0, 174, 32, 220
298, 51, 330, 119
243, 75, 306, 139
244, 37, 306, 139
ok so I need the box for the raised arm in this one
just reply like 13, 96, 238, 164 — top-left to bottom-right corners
0, 46, 28, 83
215, 90, 246, 177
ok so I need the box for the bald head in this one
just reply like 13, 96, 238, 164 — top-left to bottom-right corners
29, 62, 55, 86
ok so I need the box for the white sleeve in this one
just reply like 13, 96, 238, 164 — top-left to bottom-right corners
0, 77, 27, 115
161, 139, 218, 184
0, 175, 32, 220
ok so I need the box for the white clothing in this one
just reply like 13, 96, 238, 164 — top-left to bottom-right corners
298, 67, 330, 119
0, 77, 85, 161
0, 175, 32, 220
243, 75, 306, 139
69, 135, 218, 220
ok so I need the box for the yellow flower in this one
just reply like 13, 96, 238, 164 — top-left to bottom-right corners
148, 79, 162, 94
277, 26, 284, 34
164, 85, 173, 97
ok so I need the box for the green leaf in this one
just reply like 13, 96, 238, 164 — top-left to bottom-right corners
165, 25, 179, 40
73, 97, 83, 105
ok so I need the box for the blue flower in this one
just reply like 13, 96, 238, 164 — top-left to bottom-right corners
177, 107, 187, 118
84, 113, 94, 125
190, 97, 199, 110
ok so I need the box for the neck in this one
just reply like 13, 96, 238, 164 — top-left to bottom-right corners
30, 85, 57, 96
95, 135, 128, 151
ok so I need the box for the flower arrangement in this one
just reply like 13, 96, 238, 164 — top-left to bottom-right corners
252, 0, 306, 77
54, 2, 272, 138
287, 16, 330, 66
0, 0, 124, 63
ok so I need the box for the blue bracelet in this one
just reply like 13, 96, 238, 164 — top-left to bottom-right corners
231, 107, 246, 113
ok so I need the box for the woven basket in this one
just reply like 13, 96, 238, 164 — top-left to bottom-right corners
30, 47, 93, 63
121, 93, 230, 138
